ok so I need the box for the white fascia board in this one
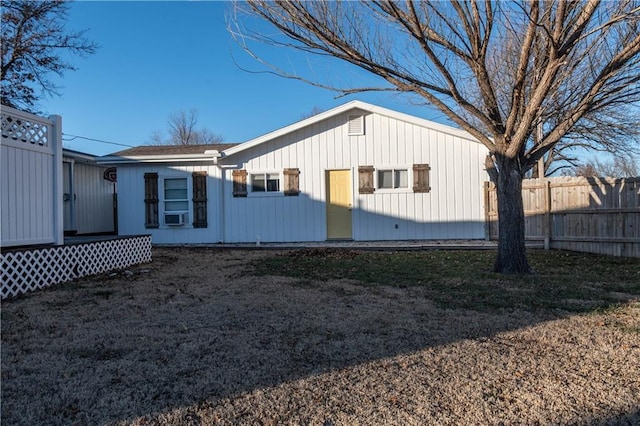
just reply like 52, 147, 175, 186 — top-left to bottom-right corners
63, 149, 97, 164
222, 100, 364, 157
96, 154, 218, 165
221, 100, 483, 159
361, 103, 483, 142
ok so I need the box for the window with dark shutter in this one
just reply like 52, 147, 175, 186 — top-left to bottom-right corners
192, 171, 207, 228
144, 172, 159, 228
283, 168, 300, 196
232, 169, 247, 197
413, 164, 431, 193
358, 166, 375, 194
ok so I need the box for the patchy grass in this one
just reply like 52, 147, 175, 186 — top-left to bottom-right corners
2, 248, 639, 425
252, 249, 640, 312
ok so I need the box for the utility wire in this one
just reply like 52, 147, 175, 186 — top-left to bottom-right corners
62, 133, 135, 148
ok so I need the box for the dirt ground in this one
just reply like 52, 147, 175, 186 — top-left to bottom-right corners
1, 247, 639, 425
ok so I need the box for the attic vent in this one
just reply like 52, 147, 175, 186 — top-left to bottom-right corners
348, 115, 364, 136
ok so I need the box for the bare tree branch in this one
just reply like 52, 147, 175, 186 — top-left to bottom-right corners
573, 153, 639, 177
1, 0, 98, 112
231, 0, 640, 273
150, 109, 224, 146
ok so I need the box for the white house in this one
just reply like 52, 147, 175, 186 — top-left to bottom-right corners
1, 103, 120, 247
63, 149, 116, 235
1, 105, 151, 300
99, 101, 489, 244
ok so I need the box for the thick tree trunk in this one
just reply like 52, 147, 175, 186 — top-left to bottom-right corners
494, 158, 532, 274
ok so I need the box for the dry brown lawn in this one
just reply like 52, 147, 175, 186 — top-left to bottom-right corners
1, 247, 639, 425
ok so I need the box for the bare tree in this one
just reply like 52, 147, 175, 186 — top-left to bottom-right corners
150, 109, 224, 146
300, 105, 325, 120
573, 154, 639, 178
231, 0, 640, 274
531, 103, 640, 177
1, 0, 98, 112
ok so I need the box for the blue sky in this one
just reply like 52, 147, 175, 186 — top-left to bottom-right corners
43, 0, 448, 156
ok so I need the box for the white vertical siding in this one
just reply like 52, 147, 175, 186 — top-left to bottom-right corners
74, 163, 115, 234
220, 109, 489, 243
112, 107, 489, 244
115, 165, 142, 237
116, 163, 222, 244
1, 140, 55, 246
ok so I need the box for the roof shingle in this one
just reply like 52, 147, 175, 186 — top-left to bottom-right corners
110, 143, 237, 157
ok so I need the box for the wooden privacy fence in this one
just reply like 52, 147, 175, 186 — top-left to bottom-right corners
485, 176, 640, 258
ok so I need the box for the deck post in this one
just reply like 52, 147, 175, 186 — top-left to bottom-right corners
543, 179, 551, 250
50, 114, 64, 246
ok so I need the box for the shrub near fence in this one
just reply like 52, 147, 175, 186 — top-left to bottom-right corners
485, 177, 640, 258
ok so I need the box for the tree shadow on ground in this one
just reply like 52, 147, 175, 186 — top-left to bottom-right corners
1, 247, 638, 425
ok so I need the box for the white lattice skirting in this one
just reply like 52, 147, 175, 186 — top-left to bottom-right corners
1, 235, 152, 299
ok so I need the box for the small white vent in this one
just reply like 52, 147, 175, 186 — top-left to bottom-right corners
164, 212, 187, 226
348, 115, 364, 136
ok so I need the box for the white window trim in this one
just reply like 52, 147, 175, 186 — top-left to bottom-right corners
375, 166, 412, 193
159, 174, 192, 228
249, 171, 284, 197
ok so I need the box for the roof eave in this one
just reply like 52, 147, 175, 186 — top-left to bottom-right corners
63, 149, 97, 163
222, 100, 366, 158
96, 153, 219, 165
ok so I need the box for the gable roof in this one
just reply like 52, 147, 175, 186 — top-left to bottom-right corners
97, 101, 481, 165
221, 100, 480, 158
98, 143, 237, 164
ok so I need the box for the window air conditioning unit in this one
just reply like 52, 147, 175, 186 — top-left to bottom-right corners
164, 212, 187, 226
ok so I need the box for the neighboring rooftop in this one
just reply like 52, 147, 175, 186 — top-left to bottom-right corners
110, 143, 238, 157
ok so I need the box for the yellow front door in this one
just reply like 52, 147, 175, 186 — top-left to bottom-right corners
326, 170, 353, 239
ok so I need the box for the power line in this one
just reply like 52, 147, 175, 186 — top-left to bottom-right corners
62, 133, 135, 148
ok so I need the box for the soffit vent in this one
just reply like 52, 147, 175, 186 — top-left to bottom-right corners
348, 115, 365, 136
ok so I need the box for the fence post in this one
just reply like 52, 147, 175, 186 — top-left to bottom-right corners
50, 114, 64, 246
483, 181, 491, 241
543, 179, 551, 250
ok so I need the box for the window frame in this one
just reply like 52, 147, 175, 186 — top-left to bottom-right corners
159, 174, 192, 227
375, 166, 411, 193
249, 171, 283, 197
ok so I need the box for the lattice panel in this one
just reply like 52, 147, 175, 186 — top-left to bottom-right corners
1, 236, 152, 299
1, 112, 49, 146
